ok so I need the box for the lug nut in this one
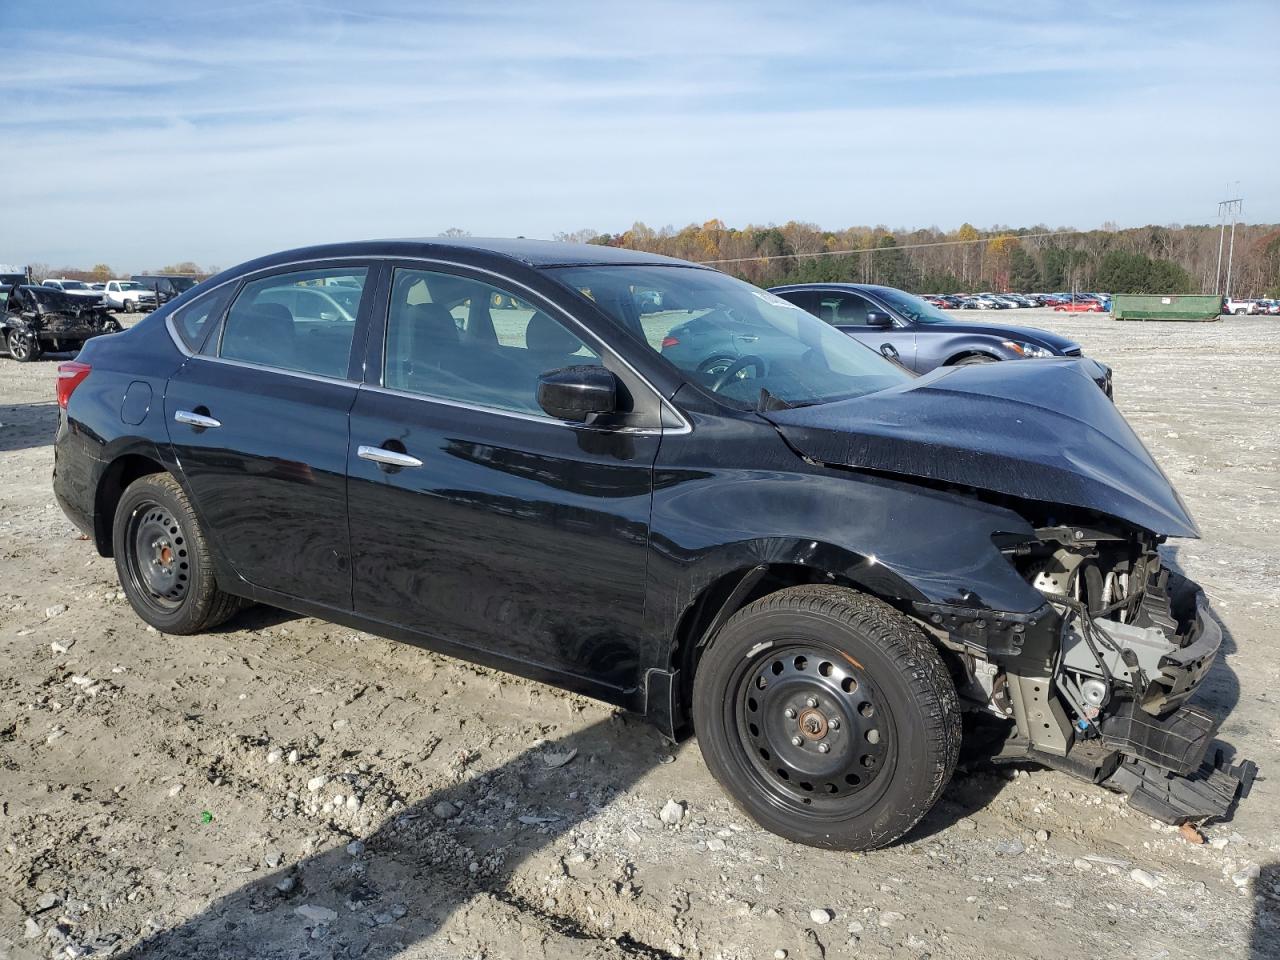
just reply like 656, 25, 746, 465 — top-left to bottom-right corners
791, 736, 803, 747
817, 743, 830, 754
828, 718, 840, 731
805, 696, 818, 708
783, 707, 796, 719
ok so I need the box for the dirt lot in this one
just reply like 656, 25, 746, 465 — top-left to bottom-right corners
1, 309, 1278, 960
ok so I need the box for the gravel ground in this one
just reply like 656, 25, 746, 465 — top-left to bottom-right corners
1, 309, 1278, 960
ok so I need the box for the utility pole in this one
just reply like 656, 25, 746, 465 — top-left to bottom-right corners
1216, 184, 1243, 297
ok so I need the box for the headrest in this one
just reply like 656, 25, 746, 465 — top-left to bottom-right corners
525, 311, 581, 355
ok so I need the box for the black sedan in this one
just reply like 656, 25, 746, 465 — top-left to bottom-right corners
52, 239, 1248, 849
770, 282, 1092, 374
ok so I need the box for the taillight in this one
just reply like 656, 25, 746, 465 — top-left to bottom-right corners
56, 361, 92, 409
660, 336, 680, 348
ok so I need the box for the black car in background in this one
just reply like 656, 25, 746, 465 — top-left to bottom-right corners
52, 239, 1248, 849
2, 283, 121, 361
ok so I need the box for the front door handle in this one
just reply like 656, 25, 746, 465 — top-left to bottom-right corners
174, 409, 221, 429
357, 445, 423, 469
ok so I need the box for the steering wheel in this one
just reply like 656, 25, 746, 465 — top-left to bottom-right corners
710, 354, 768, 392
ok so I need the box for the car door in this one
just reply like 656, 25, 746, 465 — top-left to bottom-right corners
164, 262, 381, 608
814, 292, 918, 370
346, 262, 660, 697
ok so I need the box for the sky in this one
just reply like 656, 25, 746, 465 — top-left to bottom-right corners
3, 0, 1278, 271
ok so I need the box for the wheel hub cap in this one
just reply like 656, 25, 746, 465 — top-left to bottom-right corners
129, 505, 190, 605
738, 646, 888, 802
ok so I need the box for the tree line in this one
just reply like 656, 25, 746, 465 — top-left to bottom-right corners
559, 221, 1280, 297
22, 261, 216, 283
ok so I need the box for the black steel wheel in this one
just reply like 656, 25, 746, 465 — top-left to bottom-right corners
693, 585, 961, 850
7, 328, 41, 362
113, 473, 245, 634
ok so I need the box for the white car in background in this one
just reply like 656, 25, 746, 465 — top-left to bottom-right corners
1223, 297, 1256, 316
41, 279, 106, 305
102, 279, 158, 313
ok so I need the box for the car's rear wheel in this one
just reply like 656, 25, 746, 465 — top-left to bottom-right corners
7, 328, 41, 362
692, 585, 960, 850
113, 473, 244, 634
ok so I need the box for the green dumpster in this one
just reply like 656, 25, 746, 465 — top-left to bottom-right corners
1111, 294, 1222, 322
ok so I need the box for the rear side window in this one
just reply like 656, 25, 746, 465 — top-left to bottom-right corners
172, 288, 233, 353
219, 267, 368, 378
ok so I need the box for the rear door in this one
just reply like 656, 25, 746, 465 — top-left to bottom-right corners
164, 263, 381, 608
345, 262, 660, 697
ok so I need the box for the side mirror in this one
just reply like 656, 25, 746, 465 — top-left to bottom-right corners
865, 311, 893, 328
537, 365, 618, 422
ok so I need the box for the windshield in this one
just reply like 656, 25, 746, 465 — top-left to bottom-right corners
117, 281, 146, 291
59, 280, 90, 290
873, 288, 951, 325
550, 266, 910, 408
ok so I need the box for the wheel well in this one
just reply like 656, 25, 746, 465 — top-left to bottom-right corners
93, 454, 167, 556
945, 350, 997, 365
670, 564, 908, 737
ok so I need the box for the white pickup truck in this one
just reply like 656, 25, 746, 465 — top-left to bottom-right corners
101, 279, 158, 313
42, 279, 106, 306
1223, 297, 1256, 315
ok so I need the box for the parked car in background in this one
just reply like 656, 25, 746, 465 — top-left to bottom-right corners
103, 280, 159, 313
1254, 299, 1280, 315
42, 278, 106, 306
960, 294, 1004, 309
769, 282, 1110, 393
2, 284, 120, 361
52, 237, 1249, 850
1223, 297, 1256, 315
1053, 299, 1105, 312
131, 274, 198, 306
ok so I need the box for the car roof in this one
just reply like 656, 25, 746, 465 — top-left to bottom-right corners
223, 238, 707, 274
770, 282, 906, 296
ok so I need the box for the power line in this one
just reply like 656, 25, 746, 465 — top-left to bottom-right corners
697, 229, 1084, 265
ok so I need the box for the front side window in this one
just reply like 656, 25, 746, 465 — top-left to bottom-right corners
383, 268, 600, 415
219, 267, 368, 377
550, 266, 909, 409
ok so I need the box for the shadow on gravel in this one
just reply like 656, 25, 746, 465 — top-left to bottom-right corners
113, 717, 672, 959
0, 402, 59, 453
1254, 863, 1280, 958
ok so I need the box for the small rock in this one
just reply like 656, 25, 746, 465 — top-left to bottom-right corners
809, 907, 833, 925
956, 817, 977, 831
50, 639, 75, 654
23, 917, 41, 939
345, 795, 360, 812
275, 876, 297, 894
168, 783, 184, 797
310, 924, 329, 940
45, 604, 67, 619
659, 799, 687, 826
706, 838, 727, 852
542, 747, 578, 768
565, 852, 588, 865
432, 801, 459, 820
295, 904, 338, 923
775, 950, 788, 959
35, 892, 60, 911
1130, 868, 1159, 889
995, 839, 1025, 856
879, 911, 905, 927
346, 840, 365, 856
1072, 858, 1092, 872
306, 775, 328, 793
287, 749, 300, 764
1209, 835, 1230, 850
1232, 863, 1260, 888
265, 851, 283, 868
266, 749, 283, 765
390, 903, 408, 919
847, 920, 864, 935
372, 911, 393, 925
1034, 829, 1050, 843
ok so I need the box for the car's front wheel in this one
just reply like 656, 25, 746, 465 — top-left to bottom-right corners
113, 473, 244, 634
693, 585, 960, 850
7, 328, 41, 362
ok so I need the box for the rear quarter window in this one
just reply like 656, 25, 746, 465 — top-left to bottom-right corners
171, 287, 233, 353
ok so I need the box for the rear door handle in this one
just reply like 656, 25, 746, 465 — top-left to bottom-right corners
174, 410, 221, 429
357, 445, 423, 469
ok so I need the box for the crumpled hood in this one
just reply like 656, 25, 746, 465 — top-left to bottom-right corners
765, 358, 1199, 538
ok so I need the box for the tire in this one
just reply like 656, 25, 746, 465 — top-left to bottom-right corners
7, 328, 41, 362
113, 473, 244, 634
1233, 308, 1246, 316
692, 585, 960, 850
954, 353, 997, 365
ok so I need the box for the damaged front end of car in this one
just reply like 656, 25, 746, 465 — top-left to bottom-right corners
765, 358, 1256, 824
922, 523, 1255, 823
